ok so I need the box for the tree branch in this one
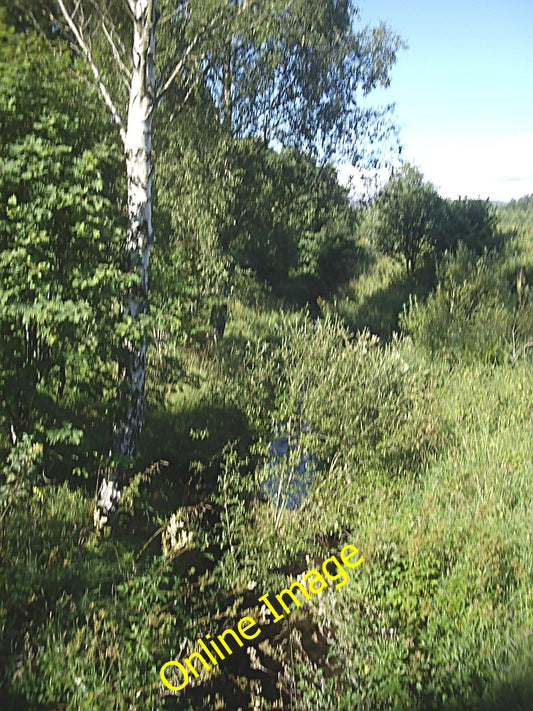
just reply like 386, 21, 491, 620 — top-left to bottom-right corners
157, 6, 229, 101
158, 0, 190, 27
56, 0, 126, 146
102, 20, 132, 89
124, 0, 135, 16
511, 337, 533, 363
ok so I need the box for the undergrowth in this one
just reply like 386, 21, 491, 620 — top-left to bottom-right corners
1, 229, 532, 710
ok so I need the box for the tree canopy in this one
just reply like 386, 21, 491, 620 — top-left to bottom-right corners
0, 15, 125, 494
4, 0, 405, 525
199, 0, 404, 163
368, 164, 441, 275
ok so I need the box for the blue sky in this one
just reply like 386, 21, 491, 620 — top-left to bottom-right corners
345, 0, 533, 201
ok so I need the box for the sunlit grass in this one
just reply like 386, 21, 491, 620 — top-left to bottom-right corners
2, 228, 532, 710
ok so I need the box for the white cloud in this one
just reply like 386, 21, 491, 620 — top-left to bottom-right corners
407, 132, 533, 202
339, 133, 533, 203
337, 163, 393, 202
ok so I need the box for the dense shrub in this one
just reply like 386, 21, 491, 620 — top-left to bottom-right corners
0, 25, 125, 498
2, 289, 532, 711
221, 313, 448, 525
291, 358, 533, 711
401, 242, 533, 364
433, 197, 500, 255
207, 314, 533, 711
226, 141, 360, 301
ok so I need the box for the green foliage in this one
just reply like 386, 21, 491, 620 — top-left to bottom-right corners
368, 163, 442, 275
200, 307, 533, 711
228, 140, 300, 284
227, 141, 360, 302
311, 359, 533, 711
401, 240, 533, 364
434, 197, 500, 255
369, 168, 500, 277
325, 248, 437, 341
497, 194, 533, 236
0, 24, 125, 490
242, 315, 445, 480
148, 95, 235, 382
0, 483, 193, 711
0, 433, 43, 507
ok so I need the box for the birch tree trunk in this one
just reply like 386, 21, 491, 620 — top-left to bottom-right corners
19, 0, 253, 529
94, 0, 157, 528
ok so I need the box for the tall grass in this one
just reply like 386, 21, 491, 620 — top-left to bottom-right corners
1, 229, 532, 710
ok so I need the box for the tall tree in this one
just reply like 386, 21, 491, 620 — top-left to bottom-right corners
203, 0, 403, 164
14, 0, 235, 527
370, 164, 442, 276
15, 0, 403, 528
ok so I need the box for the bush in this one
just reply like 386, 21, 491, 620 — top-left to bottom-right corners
0, 25, 125, 488
434, 197, 500, 255
232, 313, 447, 508
401, 243, 533, 364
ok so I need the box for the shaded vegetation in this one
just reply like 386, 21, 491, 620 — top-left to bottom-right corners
2, 224, 532, 709
1, 7, 533, 711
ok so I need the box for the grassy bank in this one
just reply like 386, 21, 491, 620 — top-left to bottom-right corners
1, 230, 532, 710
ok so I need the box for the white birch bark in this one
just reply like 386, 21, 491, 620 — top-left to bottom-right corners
94, 0, 157, 529
24, 0, 240, 529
